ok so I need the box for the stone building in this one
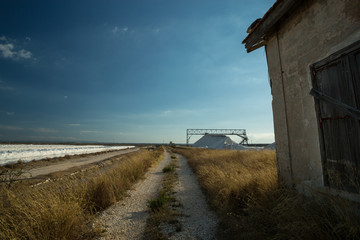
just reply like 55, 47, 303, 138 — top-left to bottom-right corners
243, 0, 360, 200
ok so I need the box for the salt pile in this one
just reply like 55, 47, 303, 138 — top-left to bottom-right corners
264, 142, 276, 150
0, 144, 135, 165
193, 134, 246, 150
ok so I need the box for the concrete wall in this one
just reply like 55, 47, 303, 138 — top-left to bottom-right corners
265, 0, 360, 191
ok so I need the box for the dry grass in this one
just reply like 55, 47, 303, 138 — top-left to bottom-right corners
0, 148, 163, 240
173, 148, 360, 240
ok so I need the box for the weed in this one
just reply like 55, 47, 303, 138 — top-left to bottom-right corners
148, 192, 170, 212
162, 165, 175, 173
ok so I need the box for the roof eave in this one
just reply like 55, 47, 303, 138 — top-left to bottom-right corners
242, 0, 302, 53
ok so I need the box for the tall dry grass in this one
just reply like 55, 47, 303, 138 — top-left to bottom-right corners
173, 148, 360, 240
0, 148, 163, 240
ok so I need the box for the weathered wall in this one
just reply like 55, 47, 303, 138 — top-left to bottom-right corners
265, 0, 360, 191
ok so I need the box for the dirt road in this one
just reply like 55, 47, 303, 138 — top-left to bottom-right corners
98, 150, 172, 239
24, 148, 139, 178
167, 153, 218, 239
97, 150, 218, 240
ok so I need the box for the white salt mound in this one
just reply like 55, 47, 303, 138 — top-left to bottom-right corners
264, 142, 276, 150
193, 134, 246, 150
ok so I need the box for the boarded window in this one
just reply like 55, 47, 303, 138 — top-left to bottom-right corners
311, 41, 360, 193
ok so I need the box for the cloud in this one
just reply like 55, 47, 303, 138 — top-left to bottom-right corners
0, 125, 59, 134
112, 26, 128, 34
32, 128, 58, 133
64, 96, 68, 99
248, 132, 275, 143
161, 110, 172, 116
18, 49, 32, 59
80, 130, 98, 134
0, 36, 33, 60
112, 26, 120, 33
28, 135, 78, 141
0, 80, 14, 91
0, 43, 15, 58
67, 123, 81, 127
0, 86, 13, 91
6, 112, 15, 116
0, 125, 23, 131
25, 37, 31, 41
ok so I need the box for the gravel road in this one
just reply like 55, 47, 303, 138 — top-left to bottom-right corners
97, 150, 219, 240
97, 150, 172, 240
164, 153, 218, 240
24, 148, 139, 178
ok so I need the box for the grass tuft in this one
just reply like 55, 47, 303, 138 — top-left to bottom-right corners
162, 165, 175, 173
148, 192, 170, 212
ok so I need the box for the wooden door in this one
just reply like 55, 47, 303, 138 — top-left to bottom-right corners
311, 41, 360, 193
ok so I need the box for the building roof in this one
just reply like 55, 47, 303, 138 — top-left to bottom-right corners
242, 0, 302, 52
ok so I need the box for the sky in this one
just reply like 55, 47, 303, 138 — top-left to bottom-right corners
0, 0, 275, 144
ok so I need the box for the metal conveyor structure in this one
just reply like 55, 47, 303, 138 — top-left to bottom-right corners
186, 129, 249, 145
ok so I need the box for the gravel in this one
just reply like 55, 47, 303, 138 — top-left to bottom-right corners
163, 153, 218, 240
97, 150, 219, 240
97, 150, 171, 240
25, 148, 140, 178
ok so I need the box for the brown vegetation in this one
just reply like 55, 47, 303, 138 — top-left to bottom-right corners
172, 148, 360, 240
0, 148, 163, 240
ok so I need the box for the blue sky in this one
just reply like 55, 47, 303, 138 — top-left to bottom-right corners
0, 0, 275, 144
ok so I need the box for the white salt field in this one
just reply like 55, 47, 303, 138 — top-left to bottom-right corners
0, 144, 135, 165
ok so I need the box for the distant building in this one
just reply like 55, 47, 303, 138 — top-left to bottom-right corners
243, 0, 360, 200
193, 134, 246, 150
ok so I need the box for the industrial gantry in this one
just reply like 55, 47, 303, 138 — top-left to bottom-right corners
186, 129, 249, 145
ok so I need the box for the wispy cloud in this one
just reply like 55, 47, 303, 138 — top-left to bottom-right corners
66, 123, 81, 127
32, 128, 58, 133
0, 43, 15, 58
80, 130, 98, 134
0, 36, 32, 60
112, 26, 119, 33
0, 125, 59, 134
28, 135, 78, 141
112, 26, 128, 34
18, 49, 32, 59
6, 112, 15, 116
0, 80, 14, 91
161, 110, 172, 116
0, 125, 23, 131
248, 132, 274, 143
